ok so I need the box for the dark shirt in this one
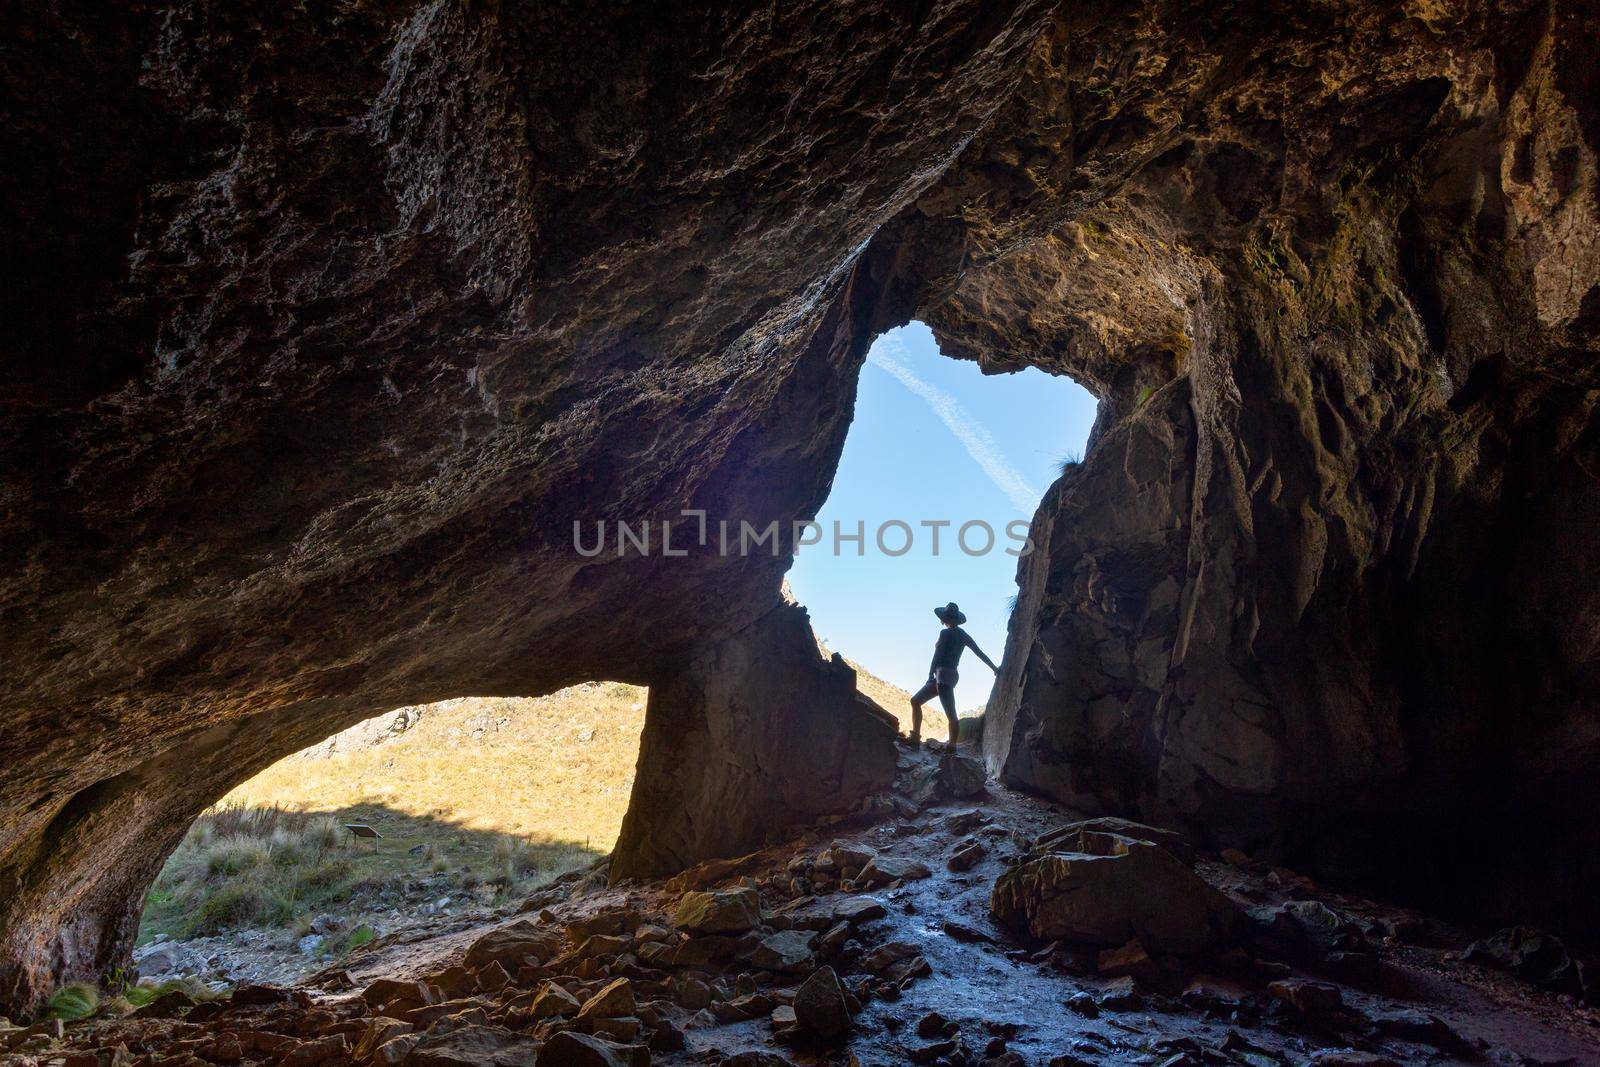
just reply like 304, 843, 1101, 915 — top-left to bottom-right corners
931, 626, 983, 672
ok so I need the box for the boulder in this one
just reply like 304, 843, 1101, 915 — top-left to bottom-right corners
947, 810, 989, 832
723, 1054, 790, 1067
829, 842, 877, 870
670, 936, 746, 968
279, 1035, 349, 1067
231, 984, 296, 1006
860, 942, 921, 974
672, 888, 761, 935
527, 983, 581, 1019
646, 1020, 684, 1054
431, 966, 476, 999
354, 1019, 412, 1061
769, 1003, 799, 1036
1266, 979, 1343, 1016
573, 935, 631, 960
475, 961, 511, 992
792, 966, 852, 1038
898, 764, 942, 808
936, 753, 986, 798
536, 1031, 648, 1067
752, 930, 816, 973
908, 1038, 957, 1064
375, 1035, 422, 1065
130, 989, 195, 1019
1370, 1012, 1478, 1059
465, 922, 563, 971
1034, 818, 1194, 865
631, 925, 671, 945
590, 1018, 642, 1043
406, 1026, 540, 1067
831, 897, 888, 925
990, 834, 1239, 954
575, 979, 635, 1023
1462, 926, 1590, 997
404, 998, 489, 1028
565, 911, 638, 941
1096, 940, 1173, 986
673, 978, 711, 1010
135, 944, 180, 976
948, 839, 985, 872
718, 993, 774, 1021
858, 855, 932, 886
1096, 977, 1142, 1011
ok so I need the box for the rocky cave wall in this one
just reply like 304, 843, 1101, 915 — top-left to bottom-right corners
611, 600, 899, 881
0, 0, 1055, 1015
927, 0, 1600, 938
1, 0, 1597, 1018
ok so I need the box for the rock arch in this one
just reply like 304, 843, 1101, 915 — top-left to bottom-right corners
2, 0, 1596, 1016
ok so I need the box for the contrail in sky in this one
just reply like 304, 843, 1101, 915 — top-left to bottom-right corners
866, 334, 1039, 514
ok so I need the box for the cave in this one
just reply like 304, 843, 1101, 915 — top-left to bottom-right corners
787, 320, 1094, 721
2, 0, 1598, 1053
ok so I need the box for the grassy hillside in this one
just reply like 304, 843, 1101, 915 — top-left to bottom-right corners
222, 684, 648, 848
140, 683, 647, 947
221, 664, 922, 846
834, 650, 947, 742
142, 666, 919, 948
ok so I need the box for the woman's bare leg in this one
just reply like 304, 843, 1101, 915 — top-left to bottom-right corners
938, 681, 960, 744
909, 678, 939, 746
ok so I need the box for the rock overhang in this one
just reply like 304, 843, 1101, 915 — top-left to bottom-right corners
1, 0, 1598, 1017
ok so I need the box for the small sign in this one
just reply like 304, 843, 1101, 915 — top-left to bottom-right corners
344, 823, 382, 850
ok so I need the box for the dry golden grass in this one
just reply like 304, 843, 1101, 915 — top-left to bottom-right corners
143, 665, 922, 949
222, 682, 649, 851
835, 654, 945, 742
224, 663, 921, 849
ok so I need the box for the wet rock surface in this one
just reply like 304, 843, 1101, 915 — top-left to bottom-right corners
12, 752, 1600, 1066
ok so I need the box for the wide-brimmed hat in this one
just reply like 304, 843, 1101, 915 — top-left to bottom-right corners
934, 602, 966, 625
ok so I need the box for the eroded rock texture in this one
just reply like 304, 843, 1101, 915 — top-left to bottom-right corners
945, 0, 1600, 940
1, 0, 1596, 1016
612, 602, 898, 880
0, 0, 1053, 1014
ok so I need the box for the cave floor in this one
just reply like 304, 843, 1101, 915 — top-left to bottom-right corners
12, 746, 1599, 1066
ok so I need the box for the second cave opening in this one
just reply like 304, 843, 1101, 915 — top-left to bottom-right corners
788, 320, 1097, 725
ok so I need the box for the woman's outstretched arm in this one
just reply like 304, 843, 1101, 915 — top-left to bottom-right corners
963, 629, 999, 672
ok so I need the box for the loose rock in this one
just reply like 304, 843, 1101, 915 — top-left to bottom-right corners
792, 965, 852, 1038
672, 888, 762, 934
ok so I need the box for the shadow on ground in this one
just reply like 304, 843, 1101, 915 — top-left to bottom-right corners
138, 801, 603, 961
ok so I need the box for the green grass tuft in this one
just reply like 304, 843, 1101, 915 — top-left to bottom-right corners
124, 977, 213, 1009
43, 982, 99, 1021
342, 924, 377, 954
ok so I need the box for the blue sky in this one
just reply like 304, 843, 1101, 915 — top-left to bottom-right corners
789, 322, 1097, 705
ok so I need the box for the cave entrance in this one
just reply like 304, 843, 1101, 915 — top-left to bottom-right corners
789, 321, 1095, 741
132, 684, 645, 989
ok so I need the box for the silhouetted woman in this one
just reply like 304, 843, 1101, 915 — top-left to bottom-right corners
909, 602, 997, 747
